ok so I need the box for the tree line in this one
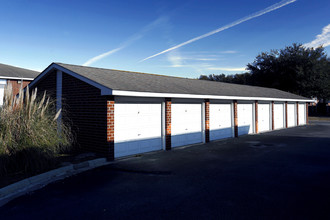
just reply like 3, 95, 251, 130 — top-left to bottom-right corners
199, 43, 330, 102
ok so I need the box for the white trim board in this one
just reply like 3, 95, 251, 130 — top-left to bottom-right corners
111, 90, 314, 103
0, 76, 34, 81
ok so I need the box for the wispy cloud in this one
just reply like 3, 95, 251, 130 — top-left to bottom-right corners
140, 0, 296, 62
83, 47, 123, 66
207, 67, 246, 72
83, 16, 168, 66
220, 50, 238, 54
167, 50, 184, 67
304, 24, 330, 48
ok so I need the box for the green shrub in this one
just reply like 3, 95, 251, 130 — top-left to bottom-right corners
0, 83, 72, 176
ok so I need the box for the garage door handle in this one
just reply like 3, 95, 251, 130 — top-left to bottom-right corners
138, 134, 141, 136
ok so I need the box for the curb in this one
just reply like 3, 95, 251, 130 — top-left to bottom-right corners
0, 158, 111, 207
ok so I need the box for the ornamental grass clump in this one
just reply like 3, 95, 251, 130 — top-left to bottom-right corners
0, 84, 72, 176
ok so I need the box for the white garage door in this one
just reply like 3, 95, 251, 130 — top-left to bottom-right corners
0, 79, 6, 106
209, 103, 233, 140
258, 103, 271, 132
287, 103, 296, 127
0, 85, 4, 106
171, 103, 203, 148
114, 103, 162, 157
274, 103, 284, 130
237, 103, 254, 135
299, 103, 306, 125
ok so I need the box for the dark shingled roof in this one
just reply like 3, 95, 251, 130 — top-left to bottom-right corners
55, 63, 309, 100
0, 63, 39, 79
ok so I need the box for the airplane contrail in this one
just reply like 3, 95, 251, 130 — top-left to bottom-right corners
83, 16, 168, 66
140, 0, 297, 62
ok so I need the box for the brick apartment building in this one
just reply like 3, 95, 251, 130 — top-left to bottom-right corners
0, 63, 39, 106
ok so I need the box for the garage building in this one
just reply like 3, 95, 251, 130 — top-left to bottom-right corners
29, 63, 312, 159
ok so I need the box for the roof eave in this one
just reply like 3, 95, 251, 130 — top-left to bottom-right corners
0, 76, 34, 80
110, 90, 314, 102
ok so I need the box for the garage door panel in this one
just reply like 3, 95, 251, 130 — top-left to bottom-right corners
258, 103, 270, 132
287, 104, 296, 127
274, 103, 284, 129
171, 103, 202, 147
238, 103, 254, 135
114, 103, 162, 158
210, 103, 233, 140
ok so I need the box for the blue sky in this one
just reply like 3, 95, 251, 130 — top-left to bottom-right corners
0, 0, 329, 78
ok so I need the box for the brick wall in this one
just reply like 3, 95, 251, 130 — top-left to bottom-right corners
234, 100, 238, 137
33, 70, 57, 99
7, 80, 31, 96
107, 99, 115, 160
255, 101, 258, 134
62, 73, 109, 155
33, 70, 109, 156
296, 102, 299, 125
165, 98, 171, 150
205, 100, 210, 142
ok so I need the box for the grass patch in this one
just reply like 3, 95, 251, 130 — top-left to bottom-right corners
0, 83, 72, 177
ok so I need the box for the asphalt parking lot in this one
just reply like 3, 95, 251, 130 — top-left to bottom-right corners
1, 121, 330, 219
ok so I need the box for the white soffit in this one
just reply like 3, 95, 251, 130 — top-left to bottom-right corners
111, 90, 314, 103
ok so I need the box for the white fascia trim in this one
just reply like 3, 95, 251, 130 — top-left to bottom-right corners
0, 76, 34, 80
110, 90, 314, 103
29, 63, 112, 95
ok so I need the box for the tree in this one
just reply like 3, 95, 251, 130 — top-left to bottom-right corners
198, 73, 252, 85
199, 43, 330, 101
247, 43, 330, 101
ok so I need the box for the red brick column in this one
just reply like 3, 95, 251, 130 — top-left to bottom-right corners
255, 101, 258, 134
234, 101, 238, 137
271, 101, 274, 130
306, 103, 309, 124
296, 102, 299, 125
205, 99, 210, 142
107, 100, 115, 160
165, 98, 172, 150
285, 102, 288, 128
